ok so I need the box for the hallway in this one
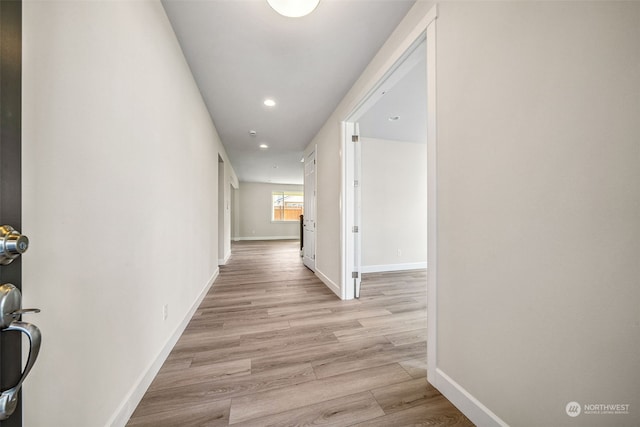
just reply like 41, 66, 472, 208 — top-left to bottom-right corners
128, 240, 472, 426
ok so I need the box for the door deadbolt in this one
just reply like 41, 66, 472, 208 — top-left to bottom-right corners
0, 225, 29, 265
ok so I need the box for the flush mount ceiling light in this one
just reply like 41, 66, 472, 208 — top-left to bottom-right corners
267, 0, 319, 18
263, 99, 276, 107
259, 143, 269, 149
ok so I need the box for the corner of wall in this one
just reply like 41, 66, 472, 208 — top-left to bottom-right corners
315, 268, 342, 300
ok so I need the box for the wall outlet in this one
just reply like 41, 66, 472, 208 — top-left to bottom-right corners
397, 249, 402, 257
162, 304, 169, 321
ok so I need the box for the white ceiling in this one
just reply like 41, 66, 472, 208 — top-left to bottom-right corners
162, 0, 416, 184
359, 41, 426, 143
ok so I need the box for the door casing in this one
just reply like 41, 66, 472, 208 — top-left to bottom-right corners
339, 4, 438, 381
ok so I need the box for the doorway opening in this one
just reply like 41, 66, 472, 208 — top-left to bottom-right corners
342, 33, 428, 300
358, 40, 428, 280
340, 5, 437, 379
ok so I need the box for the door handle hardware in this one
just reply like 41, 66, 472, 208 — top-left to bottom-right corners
0, 225, 29, 266
0, 283, 41, 420
0, 321, 41, 420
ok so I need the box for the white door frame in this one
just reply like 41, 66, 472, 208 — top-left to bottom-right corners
340, 3, 438, 378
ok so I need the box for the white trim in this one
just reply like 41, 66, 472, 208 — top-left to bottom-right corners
361, 262, 427, 274
107, 269, 219, 427
341, 121, 357, 300
218, 250, 231, 265
235, 236, 299, 241
433, 369, 510, 427
425, 5, 439, 389
315, 268, 342, 300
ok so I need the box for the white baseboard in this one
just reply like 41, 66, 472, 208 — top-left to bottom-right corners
107, 268, 219, 427
432, 368, 509, 427
315, 268, 342, 299
361, 262, 427, 274
236, 236, 299, 241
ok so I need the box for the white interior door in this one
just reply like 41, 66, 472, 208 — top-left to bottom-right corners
303, 149, 316, 271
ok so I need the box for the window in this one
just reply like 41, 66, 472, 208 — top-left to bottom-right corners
272, 191, 304, 222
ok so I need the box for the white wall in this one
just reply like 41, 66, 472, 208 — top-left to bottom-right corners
21, 1, 237, 426
237, 182, 303, 240
361, 138, 427, 272
310, 0, 640, 426
435, 2, 640, 426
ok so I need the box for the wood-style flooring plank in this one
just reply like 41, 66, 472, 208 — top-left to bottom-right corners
130, 363, 316, 420
333, 317, 427, 342
187, 322, 359, 369
287, 308, 393, 328
127, 399, 231, 427
370, 377, 440, 414
400, 358, 428, 379
312, 341, 427, 379
351, 397, 475, 427
147, 358, 251, 392
174, 319, 291, 342
230, 391, 384, 427
228, 363, 412, 424
386, 327, 428, 346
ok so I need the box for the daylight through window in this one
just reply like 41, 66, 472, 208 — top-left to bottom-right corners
272, 191, 304, 221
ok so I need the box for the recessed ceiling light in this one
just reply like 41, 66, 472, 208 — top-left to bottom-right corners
388, 116, 400, 121
259, 143, 269, 149
264, 99, 276, 107
267, 0, 320, 18
249, 130, 257, 136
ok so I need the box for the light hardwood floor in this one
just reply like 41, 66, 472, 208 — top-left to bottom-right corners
128, 240, 473, 426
